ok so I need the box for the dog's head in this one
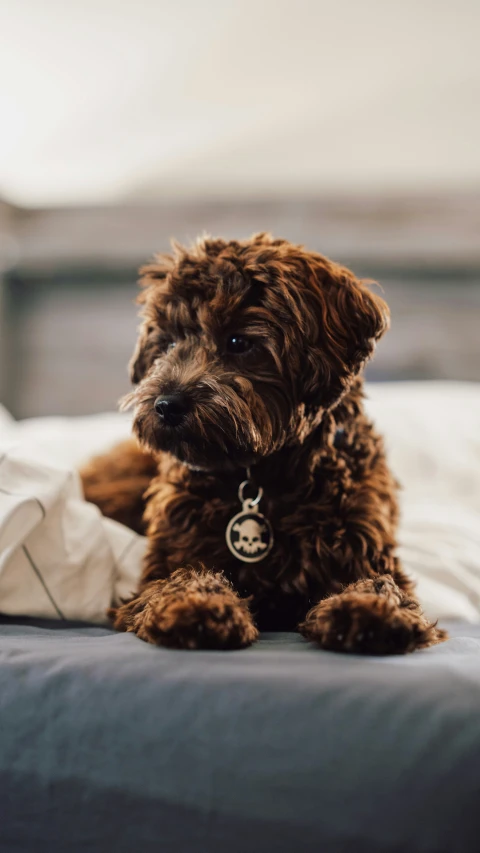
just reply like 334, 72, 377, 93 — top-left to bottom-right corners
123, 233, 388, 471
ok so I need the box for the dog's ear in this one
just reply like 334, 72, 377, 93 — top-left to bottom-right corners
302, 258, 389, 406
129, 328, 152, 384
321, 263, 389, 366
129, 253, 174, 384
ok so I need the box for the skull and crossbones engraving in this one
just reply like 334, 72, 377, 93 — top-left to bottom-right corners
226, 508, 273, 563
232, 517, 268, 555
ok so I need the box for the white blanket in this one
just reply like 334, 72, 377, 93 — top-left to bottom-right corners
0, 414, 146, 623
1, 381, 479, 625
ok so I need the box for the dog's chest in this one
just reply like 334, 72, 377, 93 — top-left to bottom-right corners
157, 469, 341, 596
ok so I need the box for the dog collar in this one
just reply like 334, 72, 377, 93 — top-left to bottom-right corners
225, 475, 274, 563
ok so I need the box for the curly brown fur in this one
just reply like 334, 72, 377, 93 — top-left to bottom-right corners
299, 576, 446, 654
81, 232, 447, 654
81, 439, 157, 534
110, 567, 258, 649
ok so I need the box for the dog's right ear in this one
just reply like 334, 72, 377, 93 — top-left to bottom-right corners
129, 253, 174, 384
129, 327, 151, 384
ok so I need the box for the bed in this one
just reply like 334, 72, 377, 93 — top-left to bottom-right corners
1, 381, 480, 852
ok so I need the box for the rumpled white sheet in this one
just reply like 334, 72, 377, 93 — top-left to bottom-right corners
0, 381, 479, 624
0, 412, 146, 623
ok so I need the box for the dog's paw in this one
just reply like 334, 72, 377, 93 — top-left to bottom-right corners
111, 581, 258, 650
299, 592, 443, 655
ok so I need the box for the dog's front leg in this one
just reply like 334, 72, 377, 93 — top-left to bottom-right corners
299, 575, 446, 655
109, 567, 258, 650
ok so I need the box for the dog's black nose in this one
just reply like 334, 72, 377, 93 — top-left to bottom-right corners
154, 393, 190, 426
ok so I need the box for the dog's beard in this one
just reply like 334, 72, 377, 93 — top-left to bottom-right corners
121, 370, 293, 472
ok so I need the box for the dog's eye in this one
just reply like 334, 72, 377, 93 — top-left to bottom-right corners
226, 335, 254, 355
158, 339, 176, 353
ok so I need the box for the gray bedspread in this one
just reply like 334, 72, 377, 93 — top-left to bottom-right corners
1, 619, 480, 853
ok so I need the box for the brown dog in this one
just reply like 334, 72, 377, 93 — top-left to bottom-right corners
81, 233, 446, 653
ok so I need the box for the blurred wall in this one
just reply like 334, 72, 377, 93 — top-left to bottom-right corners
0, 0, 479, 417
2, 196, 479, 417
0, 0, 479, 206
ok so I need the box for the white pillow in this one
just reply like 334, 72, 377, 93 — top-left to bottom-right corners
365, 382, 480, 621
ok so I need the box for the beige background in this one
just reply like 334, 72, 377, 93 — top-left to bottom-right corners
0, 0, 479, 206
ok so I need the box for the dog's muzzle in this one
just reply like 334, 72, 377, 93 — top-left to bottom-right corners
154, 393, 191, 427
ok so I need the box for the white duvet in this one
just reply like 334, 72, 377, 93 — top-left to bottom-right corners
0, 381, 479, 625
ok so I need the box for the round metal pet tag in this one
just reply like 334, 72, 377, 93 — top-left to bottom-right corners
225, 481, 274, 563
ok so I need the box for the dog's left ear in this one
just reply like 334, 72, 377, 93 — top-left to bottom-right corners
324, 264, 389, 366
303, 258, 389, 405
